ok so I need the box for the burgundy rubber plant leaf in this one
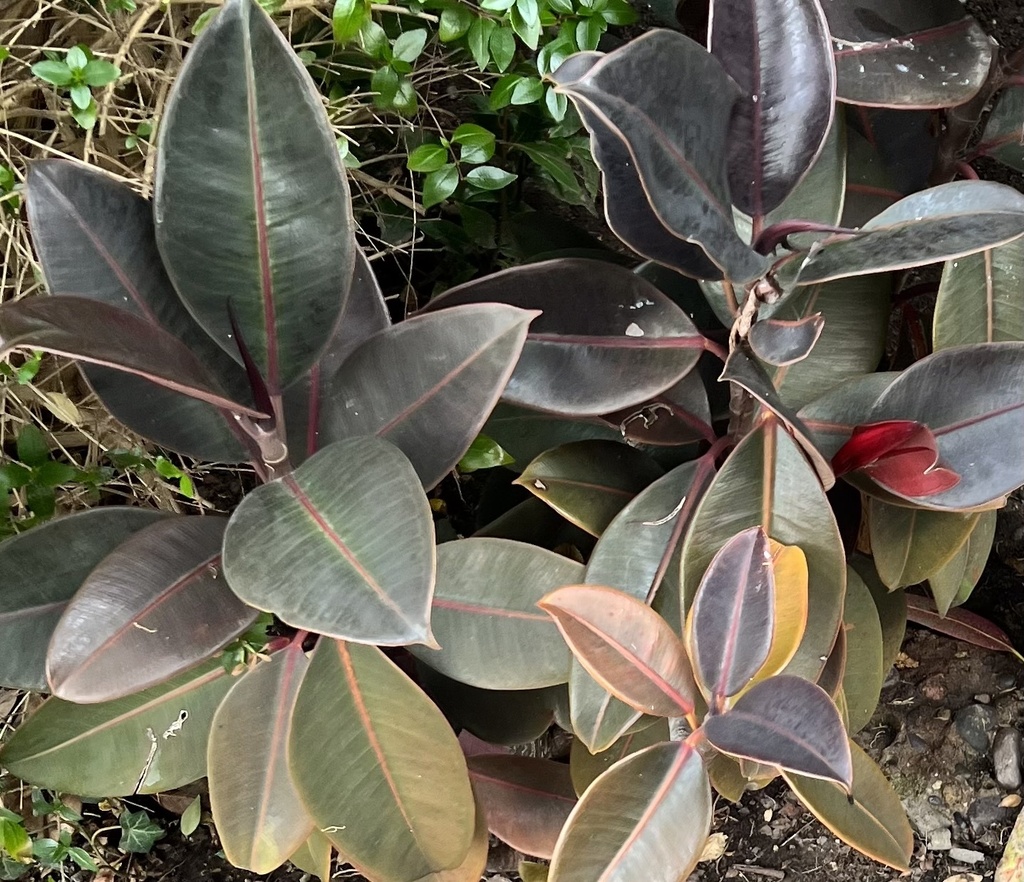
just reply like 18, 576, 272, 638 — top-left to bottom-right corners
832, 420, 960, 498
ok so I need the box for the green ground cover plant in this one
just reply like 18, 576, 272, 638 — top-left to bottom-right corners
6, 0, 1024, 880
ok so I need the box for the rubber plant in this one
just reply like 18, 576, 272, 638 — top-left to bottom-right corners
2, 0, 1024, 880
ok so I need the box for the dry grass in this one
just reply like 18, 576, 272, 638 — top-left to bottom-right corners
0, 0, 489, 521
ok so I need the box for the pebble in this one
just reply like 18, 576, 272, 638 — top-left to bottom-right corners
948, 847, 985, 864
974, 693, 991, 704
992, 727, 1022, 790
967, 796, 1012, 834
927, 828, 952, 851
954, 704, 999, 753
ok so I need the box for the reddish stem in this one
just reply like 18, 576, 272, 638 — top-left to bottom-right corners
956, 160, 980, 180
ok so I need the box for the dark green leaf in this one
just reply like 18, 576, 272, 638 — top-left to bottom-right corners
156, 0, 355, 390
332, 0, 369, 43
16, 426, 48, 468
408, 142, 449, 173
575, 16, 604, 51
439, 5, 473, 41
465, 166, 517, 190
119, 811, 164, 853
223, 437, 435, 645
452, 123, 495, 164
422, 163, 459, 208
46, 517, 257, 702
467, 17, 495, 70
511, 76, 544, 104
0, 508, 167, 691
490, 26, 516, 72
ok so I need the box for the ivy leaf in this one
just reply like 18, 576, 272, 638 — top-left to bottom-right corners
490, 26, 516, 72
452, 123, 495, 164
31, 60, 73, 86
423, 163, 460, 208
408, 142, 449, 173
119, 811, 165, 854
333, 0, 369, 44
439, 5, 474, 41
467, 17, 495, 69
66, 847, 98, 872
393, 29, 429, 63
465, 166, 517, 191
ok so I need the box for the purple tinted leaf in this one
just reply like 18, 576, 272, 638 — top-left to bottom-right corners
688, 526, 774, 704
703, 675, 852, 788
155, 0, 355, 391
323, 304, 534, 489
423, 258, 705, 416
905, 594, 1024, 660
603, 369, 713, 447
824, 2, 993, 109
284, 249, 391, 463
46, 517, 257, 703
976, 84, 1024, 172
748, 315, 825, 366
709, 0, 835, 217
27, 160, 248, 461
551, 32, 769, 283
867, 342, 1024, 509
0, 297, 265, 417
797, 182, 1024, 285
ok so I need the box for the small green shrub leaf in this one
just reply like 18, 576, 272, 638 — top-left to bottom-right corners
332, 0, 369, 43
81, 58, 120, 86
392, 29, 428, 63
31, 60, 73, 86
408, 142, 449, 173
490, 26, 516, 72
465, 165, 517, 190
458, 434, 514, 472
467, 17, 495, 69
439, 5, 473, 41
422, 163, 459, 208
452, 123, 495, 163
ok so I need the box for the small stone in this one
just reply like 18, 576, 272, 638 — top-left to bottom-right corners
947, 847, 985, 864
967, 796, 1011, 834
927, 828, 953, 851
992, 728, 1022, 790
908, 732, 929, 752
997, 673, 1018, 691
921, 674, 947, 702
975, 693, 991, 704
955, 704, 999, 752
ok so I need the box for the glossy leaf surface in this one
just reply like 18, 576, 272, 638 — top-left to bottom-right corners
551, 32, 768, 283
850, 557, 907, 673
797, 182, 1024, 285
541, 585, 695, 717
0, 297, 263, 416
839, 569, 884, 734
288, 829, 332, 880
0, 508, 166, 691
549, 740, 710, 882
223, 436, 435, 645
687, 526, 773, 703
284, 249, 391, 463
934, 241, 1024, 350
905, 595, 1024, 660
27, 160, 247, 461
748, 316, 824, 367
572, 460, 712, 751
290, 639, 475, 882
825, 2, 992, 109
709, 0, 835, 216
797, 373, 901, 460
568, 719, 670, 796
977, 84, 1024, 172
0, 660, 233, 795
155, 0, 354, 390
516, 441, 663, 536
47, 517, 256, 702
947, 509, 997, 609
467, 755, 576, 859
703, 676, 852, 787
424, 259, 705, 416
682, 420, 845, 681
410, 538, 581, 689
208, 645, 313, 873
784, 741, 913, 871
868, 499, 978, 589
482, 404, 622, 469
867, 343, 1024, 509
324, 304, 534, 489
